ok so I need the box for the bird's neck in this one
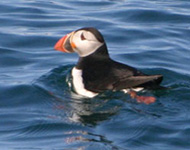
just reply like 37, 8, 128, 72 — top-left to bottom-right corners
76, 44, 110, 69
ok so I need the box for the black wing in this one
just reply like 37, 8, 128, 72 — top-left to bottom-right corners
112, 74, 163, 90
109, 60, 164, 90
82, 59, 164, 92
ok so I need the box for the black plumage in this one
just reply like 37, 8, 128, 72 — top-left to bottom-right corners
75, 41, 164, 93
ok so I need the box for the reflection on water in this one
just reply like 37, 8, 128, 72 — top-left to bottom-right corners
69, 98, 120, 125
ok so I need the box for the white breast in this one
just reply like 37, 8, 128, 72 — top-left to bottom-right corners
71, 67, 98, 98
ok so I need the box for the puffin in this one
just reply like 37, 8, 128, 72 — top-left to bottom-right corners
54, 27, 164, 104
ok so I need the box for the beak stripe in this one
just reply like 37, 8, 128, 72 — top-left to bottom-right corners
71, 42, 77, 49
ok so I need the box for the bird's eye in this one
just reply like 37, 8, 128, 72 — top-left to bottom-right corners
81, 33, 86, 40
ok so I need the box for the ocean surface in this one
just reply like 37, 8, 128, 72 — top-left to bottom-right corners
0, 0, 190, 150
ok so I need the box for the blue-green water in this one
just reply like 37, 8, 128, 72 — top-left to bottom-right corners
0, 0, 190, 150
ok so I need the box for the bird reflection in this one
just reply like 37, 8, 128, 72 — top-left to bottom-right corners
52, 93, 126, 150
68, 92, 121, 126
63, 129, 125, 150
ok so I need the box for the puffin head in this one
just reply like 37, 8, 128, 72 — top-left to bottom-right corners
54, 27, 105, 57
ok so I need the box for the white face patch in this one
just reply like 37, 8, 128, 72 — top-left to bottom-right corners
71, 30, 103, 57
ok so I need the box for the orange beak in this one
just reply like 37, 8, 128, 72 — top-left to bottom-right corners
54, 32, 75, 53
